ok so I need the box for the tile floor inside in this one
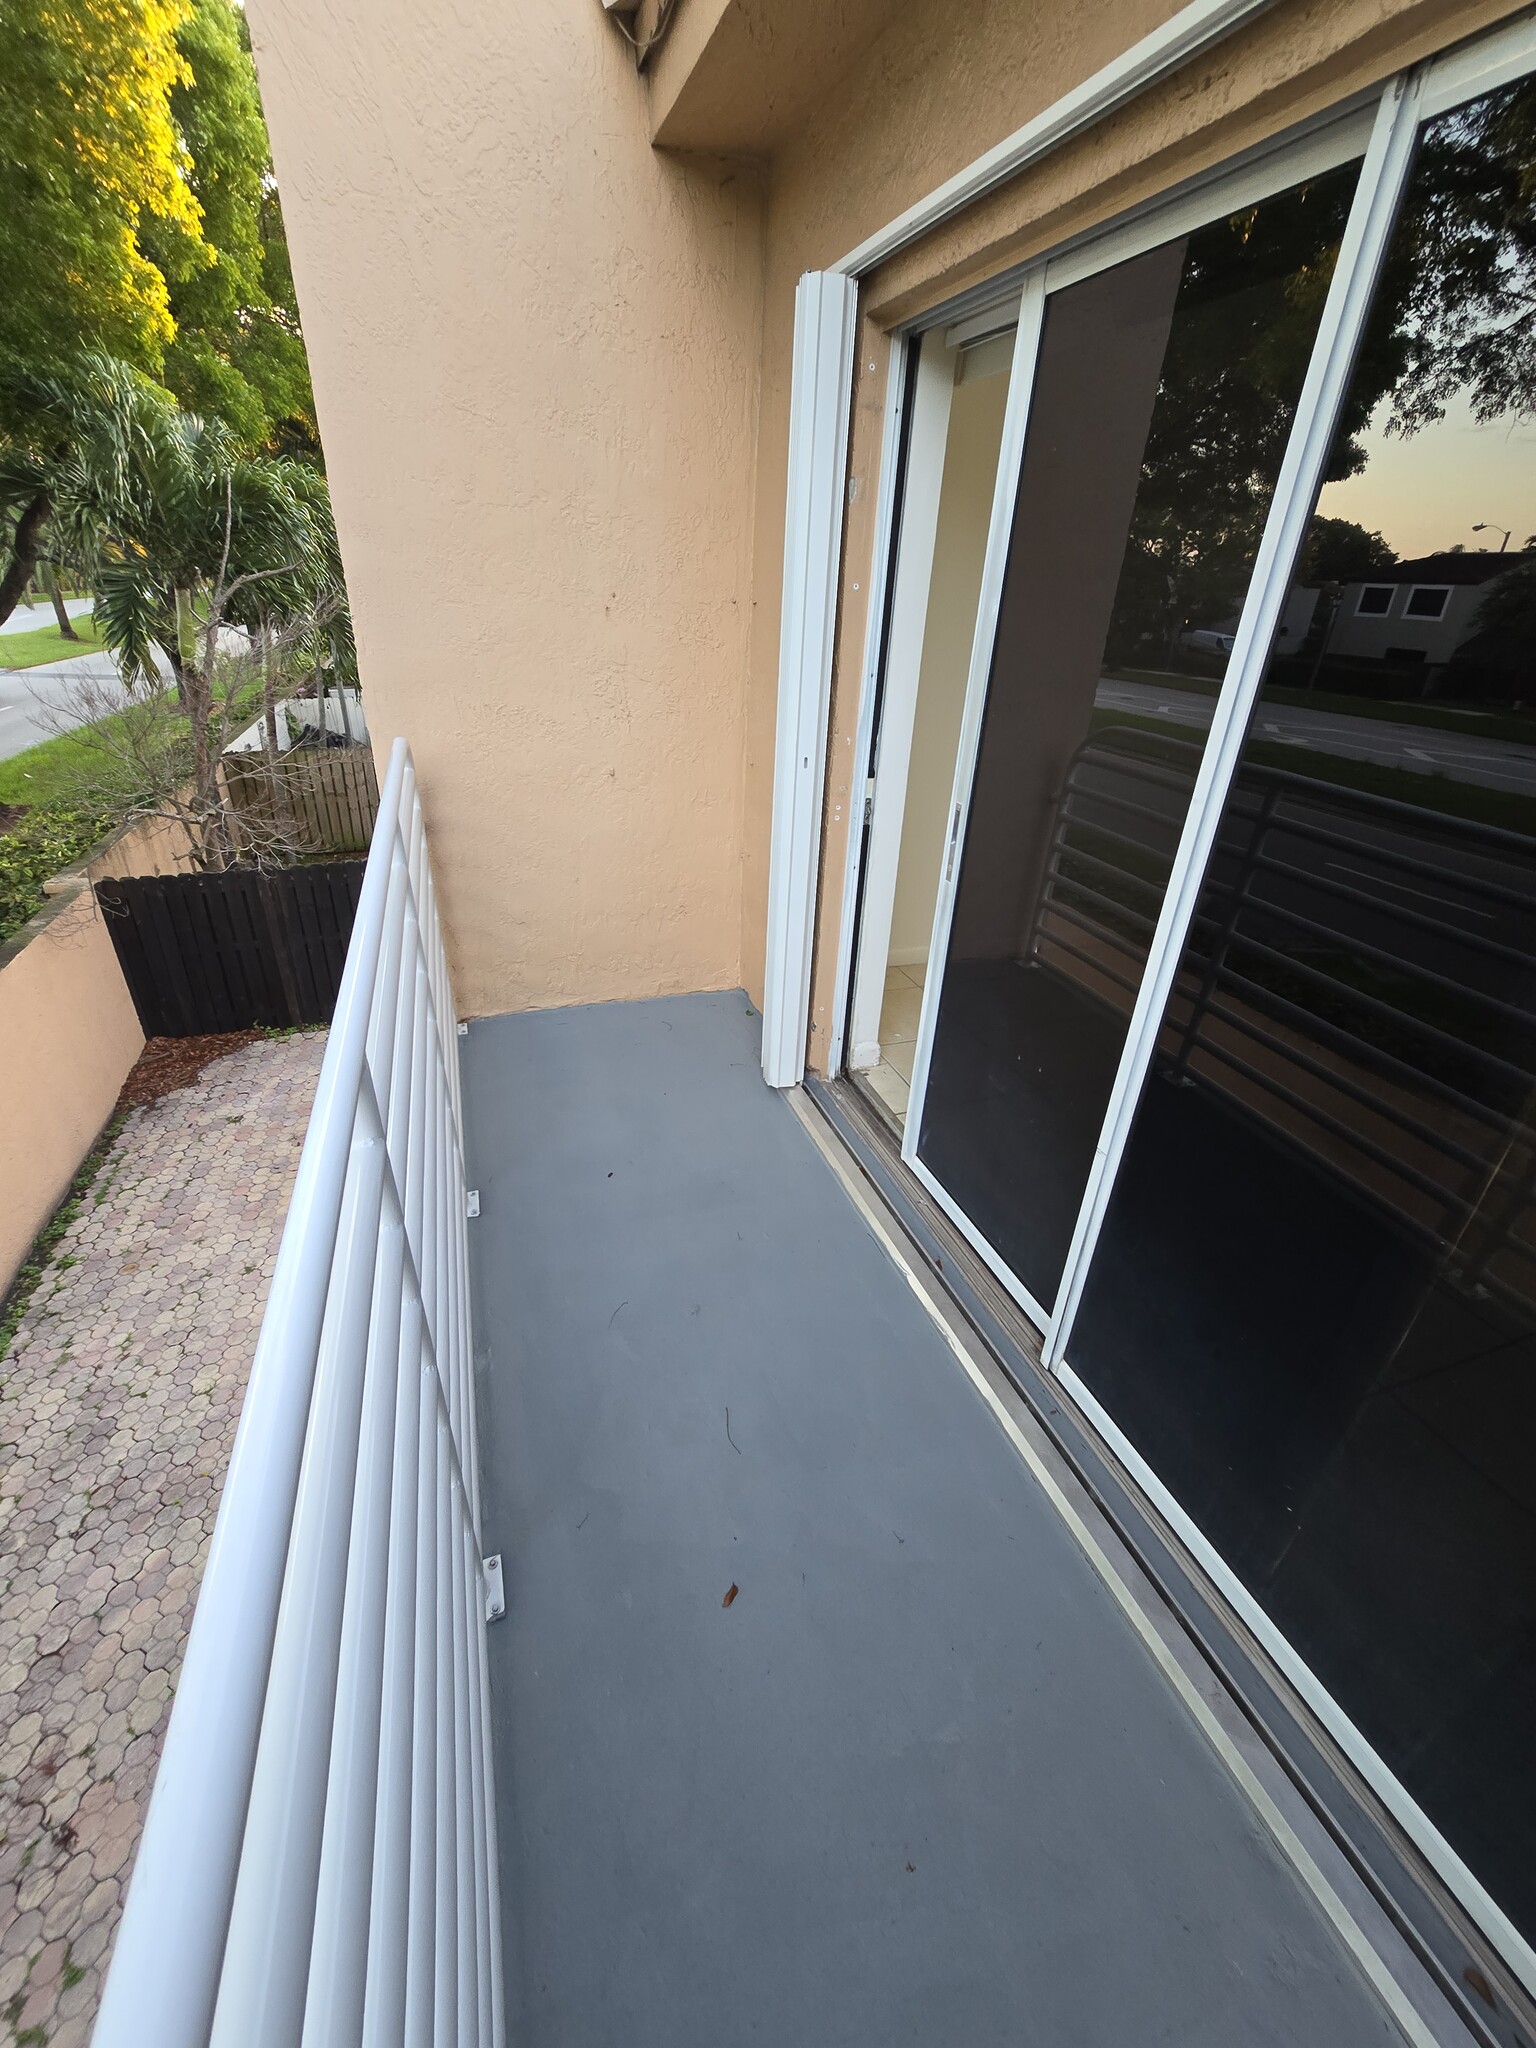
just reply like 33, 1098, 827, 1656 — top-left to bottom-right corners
858, 961, 925, 1127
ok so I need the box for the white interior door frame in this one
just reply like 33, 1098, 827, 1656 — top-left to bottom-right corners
846, 337, 956, 1069
761, 271, 860, 1088
900, 271, 1048, 1171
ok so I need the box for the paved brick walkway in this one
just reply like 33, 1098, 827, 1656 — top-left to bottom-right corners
0, 1033, 325, 2048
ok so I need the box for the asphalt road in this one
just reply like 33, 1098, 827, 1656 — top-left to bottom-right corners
1096, 676, 1536, 799
0, 595, 95, 637
0, 651, 142, 763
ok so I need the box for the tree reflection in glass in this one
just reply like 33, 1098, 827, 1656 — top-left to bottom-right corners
1067, 74, 1536, 1952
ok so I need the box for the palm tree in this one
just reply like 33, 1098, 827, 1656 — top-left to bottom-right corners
2, 351, 353, 868
0, 353, 147, 627
85, 411, 350, 865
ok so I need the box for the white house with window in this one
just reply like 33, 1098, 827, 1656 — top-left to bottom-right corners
1327, 549, 1524, 668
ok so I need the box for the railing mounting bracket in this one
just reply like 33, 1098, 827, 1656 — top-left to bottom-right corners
457, 1021, 468, 1036
483, 1553, 506, 1622
466, 1189, 481, 1218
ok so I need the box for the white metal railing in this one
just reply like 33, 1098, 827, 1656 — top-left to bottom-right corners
92, 738, 505, 2048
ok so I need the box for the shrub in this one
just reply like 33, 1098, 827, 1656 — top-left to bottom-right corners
0, 802, 117, 946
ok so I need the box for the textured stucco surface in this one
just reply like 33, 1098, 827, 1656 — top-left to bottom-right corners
0, 892, 142, 1296
246, 0, 1526, 1029
0, 1035, 322, 2048
246, 0, 766, 1018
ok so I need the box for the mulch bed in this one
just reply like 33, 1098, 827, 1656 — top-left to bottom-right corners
0, 802, 28, 837
114, 1032, 263, 1112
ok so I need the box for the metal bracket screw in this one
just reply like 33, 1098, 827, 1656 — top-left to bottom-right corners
483, 1553, 506, 1622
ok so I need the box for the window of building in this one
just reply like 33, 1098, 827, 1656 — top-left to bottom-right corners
1356, 583, 1394, 615
1404, 583, 1450, 618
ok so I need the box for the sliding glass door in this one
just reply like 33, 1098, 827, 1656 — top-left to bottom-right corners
907, 149, 1365, 1317
847, 20, 1536, 1987
1061, 61, 1536, 1963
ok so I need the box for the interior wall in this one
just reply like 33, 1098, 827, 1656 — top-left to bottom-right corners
887, 346, 1010, 967
951, 243, 1182, 965
245, 0, 765, 1018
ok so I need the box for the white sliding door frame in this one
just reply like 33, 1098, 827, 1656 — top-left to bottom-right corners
898, 271, 1053, 1331
1042, 70, 1426, 1364
846, 336, 957, 1069
761, 271, 860, 1088
892, 101, 1377, 1331
826, 332, 912, 1079
767, 3, 1536, 2003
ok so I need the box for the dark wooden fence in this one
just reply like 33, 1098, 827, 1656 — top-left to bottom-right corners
95, 862, 365, 1036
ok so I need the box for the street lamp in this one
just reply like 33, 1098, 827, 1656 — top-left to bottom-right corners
1473, 521, 1512, 551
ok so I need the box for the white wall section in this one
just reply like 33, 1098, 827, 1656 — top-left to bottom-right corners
762, 271, 860, 1087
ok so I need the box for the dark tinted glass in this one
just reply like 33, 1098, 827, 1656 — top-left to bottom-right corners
916, 165, 1361, 1307
1068, 76, 1536, 1942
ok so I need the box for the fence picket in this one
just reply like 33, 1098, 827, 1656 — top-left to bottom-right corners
96, 864, 367, 1036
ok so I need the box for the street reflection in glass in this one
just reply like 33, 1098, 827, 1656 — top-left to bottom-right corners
1067, 76, 1536, 1944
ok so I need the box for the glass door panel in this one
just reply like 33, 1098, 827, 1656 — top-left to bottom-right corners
1064, 72, 1536, 1952
848, 323, 1015, 1131
913, 161, 1362, 1312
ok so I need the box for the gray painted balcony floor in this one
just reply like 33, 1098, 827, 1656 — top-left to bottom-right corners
464, 992, 1404, 2047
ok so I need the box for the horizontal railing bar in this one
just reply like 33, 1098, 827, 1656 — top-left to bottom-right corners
300, 1175, 408, 2048
1186, 997, 1503, 1179
93, 736, 502, 2048
1238, 804, 1536, 914
92, 739, 412, 2048
1209, 928, 1536, 1087
1184, 977, 1527, 1141
211, 1083, 392, 2048
1182, 1031, 1485, 1216
1032, 919, 1144, 999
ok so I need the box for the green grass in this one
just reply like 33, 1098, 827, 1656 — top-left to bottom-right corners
0, 721, 124, 807
0, 612, 106, 670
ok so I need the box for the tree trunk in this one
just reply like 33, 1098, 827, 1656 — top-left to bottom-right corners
0, 490, 53, 629
261, 619, 280, 758
187, 658, 231, 873
43, 562, 79, 639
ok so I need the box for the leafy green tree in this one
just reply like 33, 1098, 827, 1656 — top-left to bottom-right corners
0, 0, 208, 370
1296, 517, 1398, 585
0, 354, 154, 625
1375, 77, 1536, 434
1447, 553, 1536, 702
1105, 163, 1361, 665
145, 0, 320, 458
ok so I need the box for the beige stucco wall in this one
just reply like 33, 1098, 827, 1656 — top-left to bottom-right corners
244, 0, 1527, 1031
245, 0, 766, 1018
0, 886, 143, 1293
